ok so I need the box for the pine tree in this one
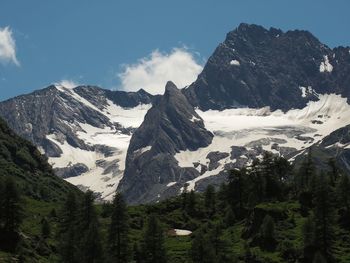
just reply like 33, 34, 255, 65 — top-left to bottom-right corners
313, 172, 335, 260
78, 191, 104, 263
260, 215, 276, 251
313, 251, 327, 263
108, 193, 131, 263
81, 220, 103, 263
0, 177, 23, 250
186, 190, 197, 217
141, 214, 167, 263
299, 149, 316, 190
327, 158, 340, 187
58, 191, 79, 263
41, 217, 50, 239
228, 169, 246, 213
337, 174, 350, 210
336, 174, 350, 228
204, 185, 216, 216
224, 207, 235, 227
302, 215, 316, 261
80, 190, 97, 230
190, 228, 215, 263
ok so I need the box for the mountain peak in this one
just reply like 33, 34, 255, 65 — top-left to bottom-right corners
164, 81, 178, 93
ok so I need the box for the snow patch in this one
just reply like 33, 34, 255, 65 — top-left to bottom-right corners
167, 182, 177, 187
174, 229, 192, 236
190, 115, 201, 122
299, 86, 318, 98
175, 93, 350, 190
319, 55, 333, 73
230, 59, 240, 66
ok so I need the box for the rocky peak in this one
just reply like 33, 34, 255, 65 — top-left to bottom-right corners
118, 82, 213, 203
184, 23, 350, 111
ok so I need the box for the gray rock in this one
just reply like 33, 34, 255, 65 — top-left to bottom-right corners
118, 81, 213, 204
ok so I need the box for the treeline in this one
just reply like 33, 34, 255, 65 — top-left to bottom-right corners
1, 150, 350, 262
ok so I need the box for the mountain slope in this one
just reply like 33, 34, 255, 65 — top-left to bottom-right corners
0, 85, 154, 200
118, 81, 213, 203
1, 23, 350, 204
184, 23, 350, 111
0, 116, 78, 201
119, 24, 350, 202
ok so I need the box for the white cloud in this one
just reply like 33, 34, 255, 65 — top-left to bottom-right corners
56, 79, 79, 89
0, 26, 19, 66
118, 48, 203, 95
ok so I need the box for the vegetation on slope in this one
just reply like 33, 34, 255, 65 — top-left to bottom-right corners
1, 114, 350, 262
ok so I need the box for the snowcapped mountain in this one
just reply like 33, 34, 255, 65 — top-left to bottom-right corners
1, 23, 350, 203
0, 84, 154, 200
118, 24, 350, 203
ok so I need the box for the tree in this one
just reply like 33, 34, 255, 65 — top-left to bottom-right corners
228, 169, 246, 213
190, 228, 215, 263
336, 174, 350, 228
58, 192, 79, 263
313, 251, 327, 263
337, 174, 350, 209
141, 214, 167, 263
302, 215, 316, 261
204, 185, 216, 216
186, 190, 197, 217
78, 191, 103, 263
224, 207, 235, 227
0, 177, 23, 250
108, 193, 131, 263
41, 217, 51, 239
80, 220, 103, 263
297, 148, 316, 191
260, 215, 276, 251
313, 172, 335, 260
79, 190, 97, 230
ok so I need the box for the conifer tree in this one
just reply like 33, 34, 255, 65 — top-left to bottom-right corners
0, 177, 23, 249
186, 190, 197, 217
313, 251, 327, 263
58, 192, 79, 263
80, 220, 103, 263
108, 193, 131, 263
261, 215, 275, 240
302, 214, 316, 261
41, 217, 50, 239
78, 191, 104, 263
190, 228, 215, 263
337, 174, 350, 210
204, 185, 216, 216
313, 172, 335, 260
224, 206, 235, 227
141, 214, 167, 263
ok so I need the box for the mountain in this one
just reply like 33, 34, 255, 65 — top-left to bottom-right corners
184, 23, 350, 111
118, 24, 350, 203
1, 23, 350, 203
0, 116, 78, 201
0, 85, 154, 200
118, 81, 213, 203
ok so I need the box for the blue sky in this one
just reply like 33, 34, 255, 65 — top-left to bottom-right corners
0, 0, 349, 100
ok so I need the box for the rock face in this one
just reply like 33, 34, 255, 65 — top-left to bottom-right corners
0, 84, 154, 200
118, 81, 213, 203
184, 23, 350, 111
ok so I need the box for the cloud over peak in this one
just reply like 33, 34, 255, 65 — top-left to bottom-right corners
0, 26, 19, 66
118, 48, 203, 95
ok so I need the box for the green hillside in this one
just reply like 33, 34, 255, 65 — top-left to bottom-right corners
1, 116, 349, 262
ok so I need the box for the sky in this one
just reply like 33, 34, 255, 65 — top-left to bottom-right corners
0, 0, 350, 100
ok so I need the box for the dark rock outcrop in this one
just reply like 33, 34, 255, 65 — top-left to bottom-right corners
184, 23, 350, 111
118, 81, 213, 204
